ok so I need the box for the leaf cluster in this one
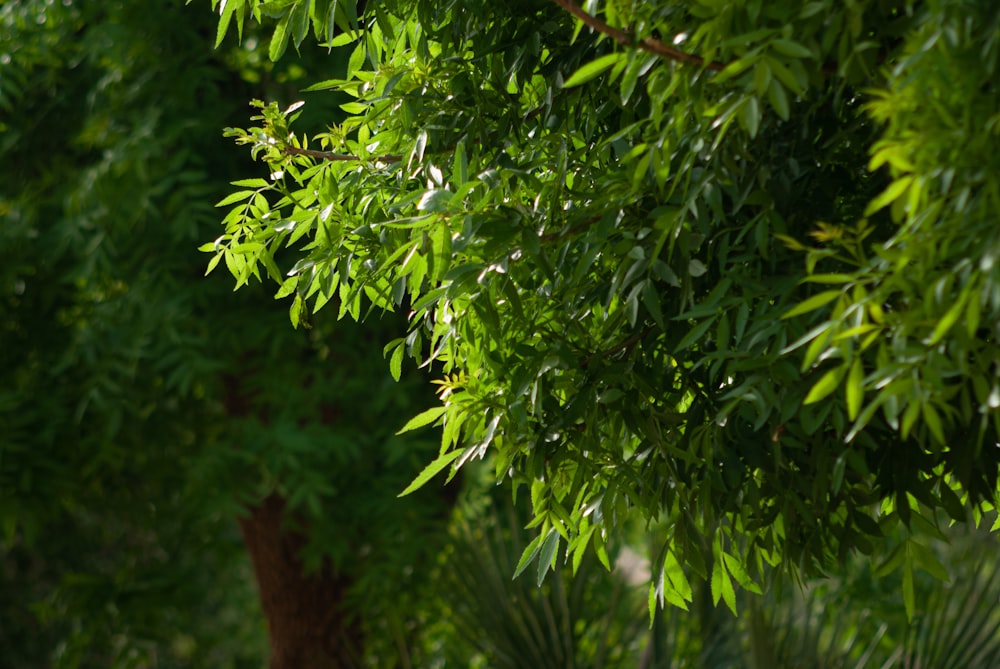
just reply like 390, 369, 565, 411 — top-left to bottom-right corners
210, 0, 1000, 612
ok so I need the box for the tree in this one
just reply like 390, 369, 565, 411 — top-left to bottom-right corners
211, 0, 1000, 617
1, 1, 454, 666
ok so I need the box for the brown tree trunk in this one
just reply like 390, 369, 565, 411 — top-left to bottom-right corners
238, 493, 362, 669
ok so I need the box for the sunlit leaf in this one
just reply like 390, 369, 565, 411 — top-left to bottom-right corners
397, 448, 463, 497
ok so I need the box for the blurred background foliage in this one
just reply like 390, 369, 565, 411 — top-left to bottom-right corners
1, 0, 451, 665
3, 0, 1000, 667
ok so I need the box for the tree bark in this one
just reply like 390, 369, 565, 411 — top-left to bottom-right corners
238, 493, 361, 669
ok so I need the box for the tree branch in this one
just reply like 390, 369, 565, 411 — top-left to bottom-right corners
549, 0, 726, 72
580, 325, 657, 368
540, 215, 601, 242
282, 101, 549, 166
283, 146, 402, 163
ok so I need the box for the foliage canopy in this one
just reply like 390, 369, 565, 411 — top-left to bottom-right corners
209, 0, 1000, 615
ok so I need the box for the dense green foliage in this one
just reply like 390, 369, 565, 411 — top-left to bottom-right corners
5, 2, 1000, 665
211, 0, 1000, 616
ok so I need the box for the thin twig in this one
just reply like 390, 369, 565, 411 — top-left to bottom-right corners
281, 94, 550, 166
540, 215, 602, 242
283, 146, 403, 162
549, 0, 726, 72
580, 325, 657, 368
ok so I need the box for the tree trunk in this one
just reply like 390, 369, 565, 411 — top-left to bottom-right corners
238, 493, 361, 669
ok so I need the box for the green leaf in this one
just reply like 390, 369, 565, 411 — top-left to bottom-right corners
713, 54, 757, 84
230, 177, 270, 188
767, 79, 790, 120
926, 294, 966, 346
782, 290, 842, 319
804, 366, 845, 405
452, 139, 468, 184
966, 290, 982, 337
347, 39, 366, 77
753, 60, 772, 96
902, 545, 915, 621
873, 542, 905, 578
396, 405, 447, 434
922, 402, 946, 444
215, 0, 238, 47
571, 525, 595, 575
388, 342, 404, 382
676, 317, 717, 352
417, 189, 451, 213
641, 281, 665, 329
741, 95, 761, 138
339, 101, 368, 114
901, 400, 921, 439
664, 550, 692, 604
513, 533, 544, 579
536, 529, 560, 586
864, 176, 913, 216
846, 357, 864, 420
289, 0, 309, 49
711, 558, 737, 614
397, 448, 463, 497
909, 540, 949, 582
562, 53, 623, 88
230, 241, 264, 254
802, 273, 853, 284
771, 38, 813, 59
205, 252, 223, 276
593, 533, 611, 571
764, 54, 805, 94
619, 52, 643, 104
722, 551, 761, 594
938, 483, 966, 522
289, 293, 303, 327
269, 16, 290, 61
215, 190, 256, 207
321, 31, 358, 48
688, 259, 708, 277
274, 276, 299, 299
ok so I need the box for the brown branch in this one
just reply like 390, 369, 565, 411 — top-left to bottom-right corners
549, 0, 726, 72
580, 325, 657, 368
540, 215, 602, 242
283, 146, 402, 163
550, 0, 863, 78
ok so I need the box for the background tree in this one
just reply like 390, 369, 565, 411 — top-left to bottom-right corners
211, 0, 1000, 616
1, 1, 455, 666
